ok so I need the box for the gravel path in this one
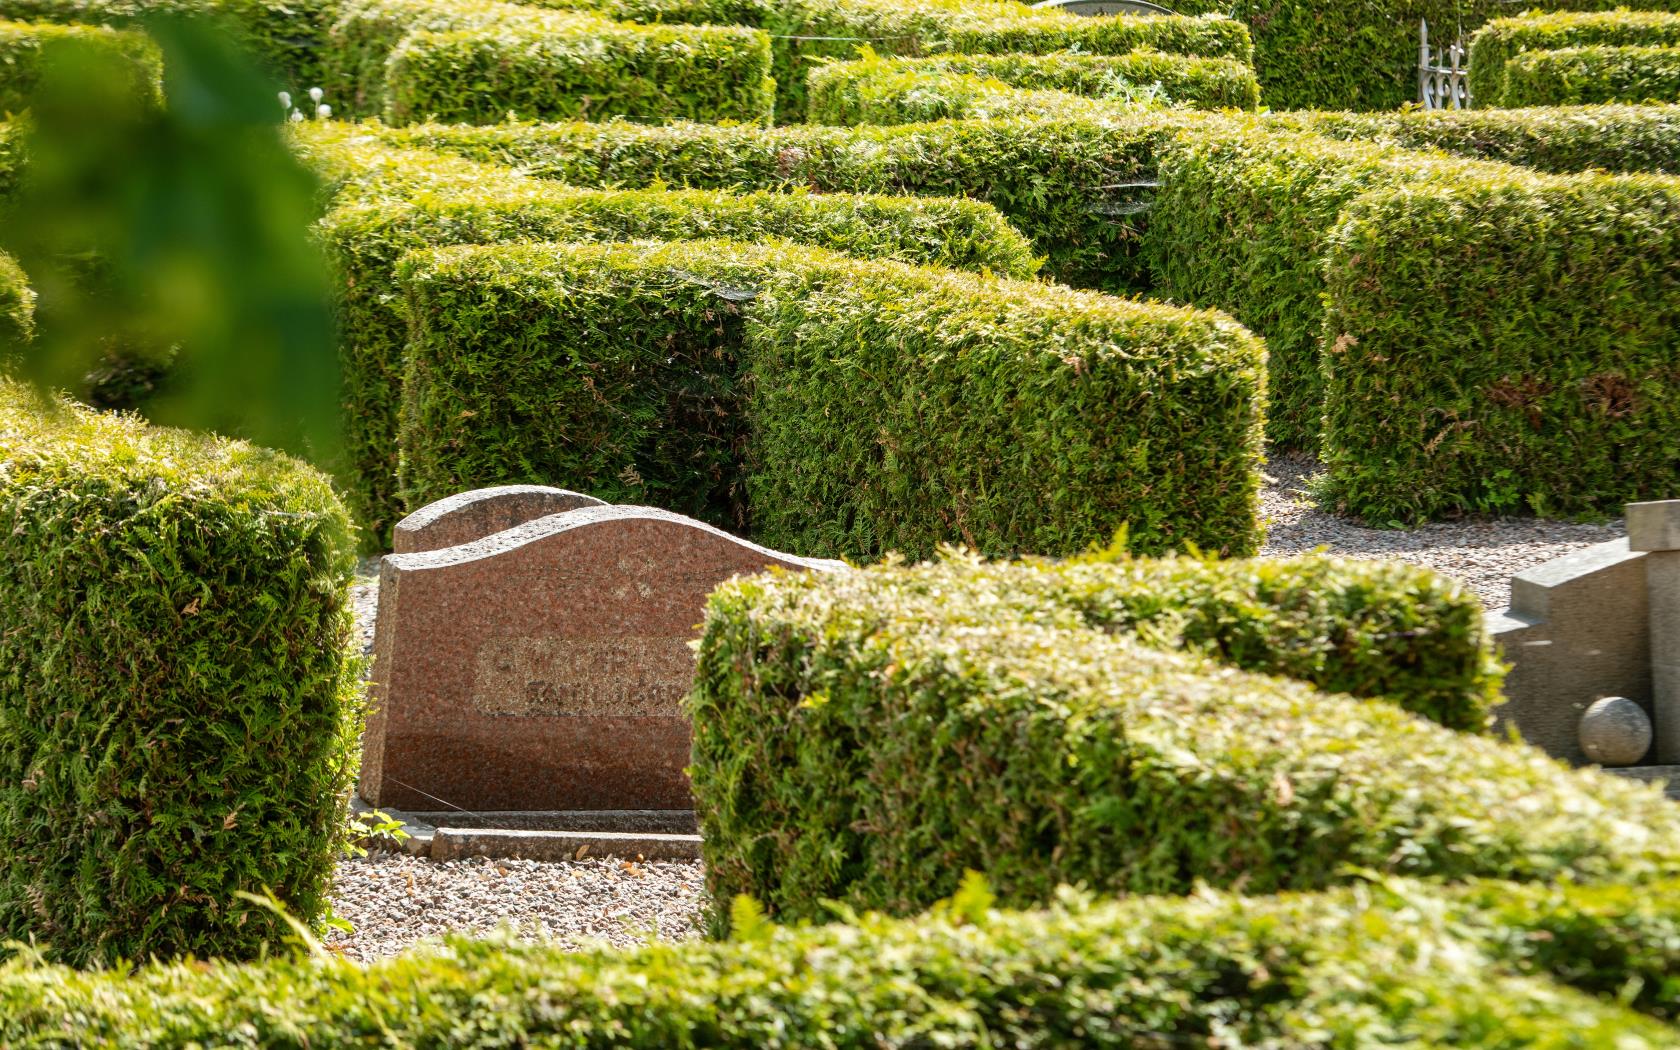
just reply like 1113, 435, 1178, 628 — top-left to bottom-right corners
331, 460, 1627, 960
351, 556, 380, 658
327, 854, 705, 963
1258, 453, 1625, 610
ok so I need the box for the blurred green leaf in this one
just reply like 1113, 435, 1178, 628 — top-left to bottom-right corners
3, 14, 339, 462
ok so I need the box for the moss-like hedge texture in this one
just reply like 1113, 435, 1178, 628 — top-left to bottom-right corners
1279, 104, 1680, 175
8, 876, 1680, 1044
0, 380, 359, 966
307, 131, 1040, 544
690, 553, 1676, 922
326, 0, 773, 126
389, 116, 1199, 292
399, 239, 1264, 559
1470, 10, 1680, 106
806, 50, 1261, 121
0, 19, 160, 114
1500, 44, 1680, 106
1321, 171, 1680, 524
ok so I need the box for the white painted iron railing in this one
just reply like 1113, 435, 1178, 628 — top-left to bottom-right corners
1420, 18, 1471, 109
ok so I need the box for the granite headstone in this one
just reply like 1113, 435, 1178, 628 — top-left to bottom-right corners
361, 499, 842, 812
392, 485, 605, 555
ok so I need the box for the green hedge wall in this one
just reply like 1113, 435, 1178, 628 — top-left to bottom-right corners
1321, 171, 1680, 524
212, 0, 341, 90
1278, 104, 1680, 175
7, 877, 1680, 1044
307, 132, 1039, 543
0, 19, 161, 114
731, 0, 1251, 122
383, 20, 774, 126
0, 380, 359, 966
0, 0, 336, 92
806, 50, 1261, 120
398, 239, 1264, 559
390, 115, 1199, 292
1160, 0, 1680, 113
1500, 44, 1680, 106
1470, 10, 1680, 106
690, 554, 1677, 921
805, 67, 1119, 126
401, 115, 1680, 526
1146, 127, 1506, 449
516, 0, 1249, 121
325, 0, 772, 126
1149, 121, 1680, 517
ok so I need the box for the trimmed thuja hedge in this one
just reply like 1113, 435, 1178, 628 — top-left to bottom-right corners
1146, 127, 1513, 449
805, 67, 1120, 127
689, 553, 1675, 923
390, 115, 1203, 292
3, 548, 1680, 1039
1321, 170, 1680, 523
1470, 10, 1680, 106
398, 239, 1264, 559
711, 0, 1252, 122
1150, 123, 1680, 521
403, 115, 1680, 524
383, 19, 773, 127
0, 380, 360, 966
326, 0, 773, 126
0, 0, 338, 91
513, 0, 1249, 119
1500, 44, 1680, 106
806, 50, 1261, 122
1278, 103, 1680, 176
305, 131, 1040, 543
8, 877, 1680, 1043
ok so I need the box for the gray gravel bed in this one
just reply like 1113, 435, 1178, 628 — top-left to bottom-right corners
351, 555, 380, 658
1259, 452, 1624, 610
327, 854, 706, 963
332, 460, 1625, 960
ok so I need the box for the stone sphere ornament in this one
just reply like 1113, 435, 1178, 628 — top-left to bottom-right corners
1578, 696, 1652, 767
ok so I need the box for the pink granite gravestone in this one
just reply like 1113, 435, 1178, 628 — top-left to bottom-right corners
361, 500, 842, 812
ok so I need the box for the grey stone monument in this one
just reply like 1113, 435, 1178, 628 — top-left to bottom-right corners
1491, 497, 1680, 796
1628, 500, 1680, 764
1488, 539, 1650, 765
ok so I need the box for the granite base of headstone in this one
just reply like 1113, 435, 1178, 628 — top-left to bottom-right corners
361, 493, 842, 816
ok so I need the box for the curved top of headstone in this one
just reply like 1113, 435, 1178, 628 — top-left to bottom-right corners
1030, 0, 1174, 14
387, 503, 848, 575
392, 485, 608, 554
